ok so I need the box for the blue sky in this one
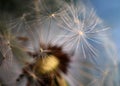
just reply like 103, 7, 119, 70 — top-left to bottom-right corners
90, 0, 120, 59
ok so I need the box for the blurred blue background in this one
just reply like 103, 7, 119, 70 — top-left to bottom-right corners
90, 0, 120, 61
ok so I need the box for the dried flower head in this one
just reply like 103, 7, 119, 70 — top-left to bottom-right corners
17, 44, 70, 86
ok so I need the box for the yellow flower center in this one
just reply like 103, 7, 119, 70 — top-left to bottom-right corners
34, 55, 59, 74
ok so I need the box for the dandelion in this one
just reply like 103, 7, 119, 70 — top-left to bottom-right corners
28, 0, 70, 47
0, 0, 119, 86
0, 20, 33, 86
16, 43, 70, 86
0, 21, 33, 68
51, 1, 119, 86
0, 22, 14, 67
31, 0, 66, 19
52, 1, 110, 62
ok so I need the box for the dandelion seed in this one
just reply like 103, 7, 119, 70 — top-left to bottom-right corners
53, 1, 110, 61
31, 0, 67, 22
0, 22, 14, 67
29, 0, 69, 47
0, 21, 33, 69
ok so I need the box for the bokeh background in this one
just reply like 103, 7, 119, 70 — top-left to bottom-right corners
90, 0, 120, 61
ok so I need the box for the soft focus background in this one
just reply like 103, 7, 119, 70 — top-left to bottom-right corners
90, 0, 120, 61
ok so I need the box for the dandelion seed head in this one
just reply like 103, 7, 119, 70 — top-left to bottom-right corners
0, 0, 119, 86
28, 44, 71, 74
34, 55, 59, 74
51, 0, 112, 62
19, 44, 71, 85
